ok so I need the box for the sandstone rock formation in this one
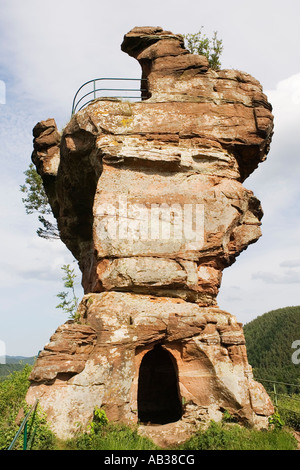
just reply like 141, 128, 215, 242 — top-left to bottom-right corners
26, 26, 274, 442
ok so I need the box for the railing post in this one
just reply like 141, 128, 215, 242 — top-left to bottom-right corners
7, 399, 39, 450
273, 382, 278, 407
71, 78, 147, 115
23, 422, 28, 450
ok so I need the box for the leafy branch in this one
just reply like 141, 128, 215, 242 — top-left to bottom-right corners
56, 264, 79, 320
20, 163, 59, 240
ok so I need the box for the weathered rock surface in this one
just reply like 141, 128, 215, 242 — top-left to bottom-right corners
27, 26, 274, 442
27, 292, 274, 438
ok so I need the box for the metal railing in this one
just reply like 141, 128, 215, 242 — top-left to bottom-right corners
71, 78, 148, 116
255, 377, 300, 414
8, 399, 39, 450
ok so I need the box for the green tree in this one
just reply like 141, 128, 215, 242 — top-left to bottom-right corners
56, 264, 79, 320
21, 165, 81, 319
20, 163, 59, 239
183, 28, 223, 70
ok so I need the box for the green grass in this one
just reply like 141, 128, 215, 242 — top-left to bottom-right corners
65, 423, 160, 450
62, 420, 297, 451
176, 421, 297, 451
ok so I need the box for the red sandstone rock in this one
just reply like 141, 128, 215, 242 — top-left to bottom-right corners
27, 26, 274, 441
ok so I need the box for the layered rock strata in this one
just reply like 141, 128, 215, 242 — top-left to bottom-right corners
26, 26, 274, 440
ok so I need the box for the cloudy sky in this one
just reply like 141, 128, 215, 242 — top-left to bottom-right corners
0, 0, 299, 356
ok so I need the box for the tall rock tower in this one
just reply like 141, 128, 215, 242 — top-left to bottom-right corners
26, 27, 274, 442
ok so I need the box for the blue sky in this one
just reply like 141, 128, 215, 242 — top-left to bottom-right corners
0, 0, 299, 356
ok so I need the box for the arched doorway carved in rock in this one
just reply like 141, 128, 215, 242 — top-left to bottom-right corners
137, 344, 182, 424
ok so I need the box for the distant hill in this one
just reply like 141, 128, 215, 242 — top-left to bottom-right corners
244, 306, 300, 393
5, 356, 36, 364
0, 356, 36, 379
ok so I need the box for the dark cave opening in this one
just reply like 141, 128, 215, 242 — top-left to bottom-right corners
137, 345, 182, 424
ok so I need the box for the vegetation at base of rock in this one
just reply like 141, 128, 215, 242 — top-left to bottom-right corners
62, 406, 158, 450
0, 364, 298, 450
2, 300, 300, 451
0, 365, 56, 450
62, 407, 297, 450
176, 421, 297, 451
244, 306, 300, 392
65, 423, 160, 451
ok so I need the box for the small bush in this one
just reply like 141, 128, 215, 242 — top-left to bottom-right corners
183, 28, 223, 70
221, 409, 238, 423
279, 408, 300, 432
88, 407, 109, 435
269, 410, 285, 430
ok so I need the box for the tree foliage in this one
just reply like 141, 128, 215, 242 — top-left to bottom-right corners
56, 264, 79, 320
20, 163, 59, 239
20, 165, 80, 319
183, 27, 223, 70
20, 163, 49, 215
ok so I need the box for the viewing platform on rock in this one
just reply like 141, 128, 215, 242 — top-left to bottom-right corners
71, 77, 148, 115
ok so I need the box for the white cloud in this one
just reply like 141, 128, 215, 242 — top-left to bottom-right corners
218, 238, 300, 324
0, 80, 5, 104
1, 0, 299, 124
266, 74, 300, 137
0, 0, 142, 125
249, 74, 300, 201
276, 73, 300, 106
280, 260, 300, 268
252, 270, 300, 285
0, 201, 80, 286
